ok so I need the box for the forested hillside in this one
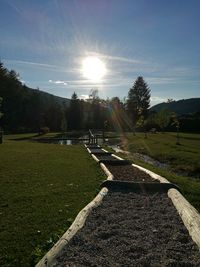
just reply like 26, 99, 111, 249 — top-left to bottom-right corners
0, 62, 110, 133
1, 61, 199, 134
0, 62, 71, 133
151, 98, 200, 115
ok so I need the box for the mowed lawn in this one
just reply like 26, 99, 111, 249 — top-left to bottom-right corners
0, 138, 105, 267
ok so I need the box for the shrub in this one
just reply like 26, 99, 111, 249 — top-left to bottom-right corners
40, 127, 50, 134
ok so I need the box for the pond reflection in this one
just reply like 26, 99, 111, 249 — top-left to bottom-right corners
59, 140, 72, 145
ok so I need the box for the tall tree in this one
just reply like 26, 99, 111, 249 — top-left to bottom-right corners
0, 97, 3, 132
126, 76, 151, 129
68, 92, 82, 130
0, 62, 70, 133
155, 108, 171, 132
0, 97, 3, 119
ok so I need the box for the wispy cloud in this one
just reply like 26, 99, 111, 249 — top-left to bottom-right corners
147, 76, 200, 85
48, 76, 132, 88
49, 80, 68, 86
3, 59, 76, 73
86, 51, 144, 64
146, 77, 178, 85
3, 0, 23, 15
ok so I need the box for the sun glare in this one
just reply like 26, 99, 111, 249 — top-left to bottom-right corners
82, 57, 106, 82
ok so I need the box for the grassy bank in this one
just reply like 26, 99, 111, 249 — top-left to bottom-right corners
124, 132, 200, 176
0, 138, 105, 267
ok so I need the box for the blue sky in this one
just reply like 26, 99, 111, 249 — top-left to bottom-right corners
0, 0, 200, 105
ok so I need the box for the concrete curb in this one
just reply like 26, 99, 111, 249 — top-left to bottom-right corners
36, 187, 108, 267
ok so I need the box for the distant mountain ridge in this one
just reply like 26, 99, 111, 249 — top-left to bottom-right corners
150, 98, 200, 115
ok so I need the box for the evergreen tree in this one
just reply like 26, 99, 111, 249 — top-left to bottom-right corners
0, 61, 70, 133
68, 92, 81, 130
0, 97, 3, 131
126, 76, 151, 128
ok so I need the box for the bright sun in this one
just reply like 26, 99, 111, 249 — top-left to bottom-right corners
82, 57, 106, 82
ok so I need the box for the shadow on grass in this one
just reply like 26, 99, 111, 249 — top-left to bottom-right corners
9, 133, 44, 141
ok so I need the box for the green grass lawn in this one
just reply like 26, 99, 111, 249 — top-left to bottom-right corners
0, 138, 105, 267
124, 132, 200, 176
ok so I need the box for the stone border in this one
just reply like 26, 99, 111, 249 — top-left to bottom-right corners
36, 187, 108, 267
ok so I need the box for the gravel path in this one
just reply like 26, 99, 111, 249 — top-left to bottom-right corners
56, 192, 200, 267
105, 164, 159, 182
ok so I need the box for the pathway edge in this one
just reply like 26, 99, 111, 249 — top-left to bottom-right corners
35, 187, 108, 267
168, 188, 200, 250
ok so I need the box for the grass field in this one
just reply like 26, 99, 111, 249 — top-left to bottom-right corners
109, 132, 200, 211
0, 137, 105, 267
124, 132, 200, 176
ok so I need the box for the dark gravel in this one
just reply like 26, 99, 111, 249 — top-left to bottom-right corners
56, 192, 200, 267
94, 155, 117, 161
106, 164, 159, 182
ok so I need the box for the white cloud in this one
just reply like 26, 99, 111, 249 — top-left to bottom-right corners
49, 80, 68, 86
79, 94, 89, 100
150, 96, 166, 104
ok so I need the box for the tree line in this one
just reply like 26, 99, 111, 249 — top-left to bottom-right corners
0, 62, 199, 134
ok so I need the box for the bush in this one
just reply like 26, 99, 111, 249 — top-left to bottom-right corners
40, 127, 50, 134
